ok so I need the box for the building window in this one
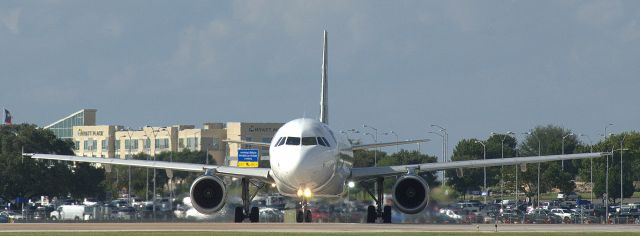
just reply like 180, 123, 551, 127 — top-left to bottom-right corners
179, 138, 185, 149
144, 138, 151, 149
212, 138, 220, 150
74, 141, 80, 150
155, 138, 169, 149
101, 140, 108, 151
115, 139, 120, 151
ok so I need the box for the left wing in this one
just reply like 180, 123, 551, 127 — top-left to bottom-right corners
352, 139, 430, 150
223, 140, 271, 147
26, 153, 271, 180
350, 152, 609, 180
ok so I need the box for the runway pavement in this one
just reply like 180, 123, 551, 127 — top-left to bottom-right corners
0, 223, 639, 233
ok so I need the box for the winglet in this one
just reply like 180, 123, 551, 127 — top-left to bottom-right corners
320, 30, 329, 124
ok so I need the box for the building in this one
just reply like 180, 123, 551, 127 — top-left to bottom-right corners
45, 110, 283, 166
44, 109, 97, 140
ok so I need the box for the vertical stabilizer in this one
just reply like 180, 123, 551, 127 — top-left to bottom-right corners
320, 31, 329, 124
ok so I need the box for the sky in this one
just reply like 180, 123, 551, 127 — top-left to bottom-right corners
1, 0, 639, 157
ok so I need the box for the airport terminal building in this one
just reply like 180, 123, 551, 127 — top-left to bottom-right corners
44, 109, 283, 166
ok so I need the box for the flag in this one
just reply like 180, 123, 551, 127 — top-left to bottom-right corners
4, 109, 12, 125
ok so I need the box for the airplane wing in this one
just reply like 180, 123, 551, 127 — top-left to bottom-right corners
350, 152, 609, 180
25, 153, 271, 180
222, 140, 271, 147
351, 139, 430, 150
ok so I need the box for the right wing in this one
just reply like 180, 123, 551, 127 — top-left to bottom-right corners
25, 153, 271, 180
350, 152, 610, 180
352, 139, 429, 150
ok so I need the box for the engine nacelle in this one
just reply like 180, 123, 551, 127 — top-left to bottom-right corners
392, 175, 430, 214
189, 175, 227, 214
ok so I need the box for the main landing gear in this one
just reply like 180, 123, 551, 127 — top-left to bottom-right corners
234, 178, 265, 223
296, 196, 312, 223
364, 177, 392, 223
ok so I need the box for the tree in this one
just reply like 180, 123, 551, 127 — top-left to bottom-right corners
517, 125, 578, 200
589, 132, 638, 204
0, 124, 106, 201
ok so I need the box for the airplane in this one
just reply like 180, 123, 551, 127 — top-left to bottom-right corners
25, 31, 609, 223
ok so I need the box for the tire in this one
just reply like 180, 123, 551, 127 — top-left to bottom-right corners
304, 210, 312, 223
74, 216, 80, 221
296, 210, 304, 223
51, 216, 57, 221
234, 206, 244, 223
250, 207, 259, 223
383, 206, 392, 223
366, 205, 376, 223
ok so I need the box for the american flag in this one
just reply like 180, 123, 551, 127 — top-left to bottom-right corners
4, 109, 12, 125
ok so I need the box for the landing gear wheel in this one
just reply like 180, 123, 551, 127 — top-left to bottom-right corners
296, 210, 304, 223
304, 209, 312, 222
249, 207, 260, 222
366, 205, 376, 223
383, 206, 392, 223
234, 206, 244, 223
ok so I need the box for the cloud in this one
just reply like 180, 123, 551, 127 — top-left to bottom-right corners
574, 0, 623, 28
1, 8, 21, 34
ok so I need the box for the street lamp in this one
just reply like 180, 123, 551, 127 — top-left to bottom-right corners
620, 133, 628, 205
475, 140, 487, 204
523, 131, 541, 208
580, 134, 594, 204
491, 131, 514, 201
603, 133, 613, 223
144, 127, 160, 221
363, 124, 378, 167
561, 133, 575, 170
428, 131, 445, 184
431, 124, 448, 186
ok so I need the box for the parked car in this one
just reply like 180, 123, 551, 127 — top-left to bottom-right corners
549, 208, 573, 221
0, 212, 9, 223
50, 205, 86, 221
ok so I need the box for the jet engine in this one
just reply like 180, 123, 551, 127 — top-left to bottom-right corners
392, 175, 429, 214
189, 175, 227, 214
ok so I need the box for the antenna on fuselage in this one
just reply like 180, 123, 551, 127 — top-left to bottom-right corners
319, 30, 329, 124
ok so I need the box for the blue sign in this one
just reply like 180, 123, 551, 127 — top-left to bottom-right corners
238, 149, 259, 162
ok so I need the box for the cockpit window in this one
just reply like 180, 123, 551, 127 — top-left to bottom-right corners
317, 137, 328, 147
301, 137, 317, 145
276, 137, 285, 147
285, 137, 300, 145
321, 137, 331, 147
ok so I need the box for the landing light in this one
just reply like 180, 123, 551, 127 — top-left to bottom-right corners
297, 189, 304, 197
271, 183, 276, 188
348, 181, 355, 188
303, 188, 312, 198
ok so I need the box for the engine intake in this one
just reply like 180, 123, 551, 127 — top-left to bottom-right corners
392, 175, 429, 214
189, 175, 227, 214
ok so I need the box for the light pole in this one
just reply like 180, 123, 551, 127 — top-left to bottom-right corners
363, 124, 378, 167
561, 133, 575, 170
475, 140, 487, 204
144, 127, 160, 221
619, 135, 626, 206
123, 128, 135, 207
341, 129, 360, 145
428, 131, 445, 184
524, 131, 541, 208
580, 134, 594, 204
431, 124, 448, 186
491, 131, 515, 201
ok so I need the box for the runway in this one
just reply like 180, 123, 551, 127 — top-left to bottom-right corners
1, 223, 639, 233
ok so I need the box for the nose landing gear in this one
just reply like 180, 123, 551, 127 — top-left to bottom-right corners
364, 177, 392, 223
234, 178, 265, 223
295, 188, 313, 223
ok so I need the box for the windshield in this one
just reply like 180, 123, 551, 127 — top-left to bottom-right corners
302, 137, 317, 145
285, 137, 300, 145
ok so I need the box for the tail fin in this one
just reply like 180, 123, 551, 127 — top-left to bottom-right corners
320, 30, 329, 124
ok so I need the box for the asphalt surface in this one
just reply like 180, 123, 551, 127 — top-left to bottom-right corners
1, 223, 639, 233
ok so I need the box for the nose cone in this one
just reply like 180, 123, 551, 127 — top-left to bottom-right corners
282, 146, 333, 189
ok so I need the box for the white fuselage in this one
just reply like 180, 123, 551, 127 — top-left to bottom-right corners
269, 118, 353, 197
